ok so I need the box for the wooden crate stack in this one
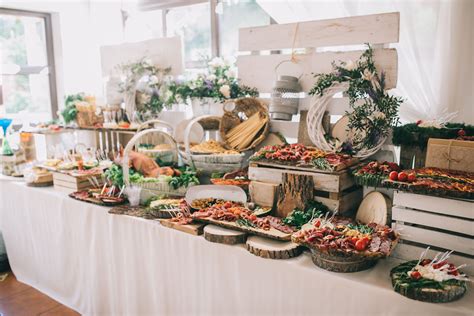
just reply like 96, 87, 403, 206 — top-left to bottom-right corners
248, 161, 362, 215
391, 191, 474, 275
53, 172, 103, 194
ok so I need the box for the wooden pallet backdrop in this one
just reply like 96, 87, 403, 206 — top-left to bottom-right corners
237, 12, 400, 142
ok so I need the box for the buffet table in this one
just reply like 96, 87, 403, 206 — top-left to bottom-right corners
0, 179, 472, 315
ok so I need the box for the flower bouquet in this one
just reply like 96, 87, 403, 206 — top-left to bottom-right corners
171, 56, 258, 116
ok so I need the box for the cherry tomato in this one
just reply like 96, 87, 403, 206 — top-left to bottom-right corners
355, 238, 368, 251
407, 172, 417, 183
249, 214, 257, 221
410, 271, 422, 280
351, 237, 359, 244
398, 172, 408, 182
223, 202, 232, 209
389, 171, 398, 181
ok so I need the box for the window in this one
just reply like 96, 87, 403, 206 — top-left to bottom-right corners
165, 2, 212, 68
216, 0, 271, 57
0, 9, 57, 123
135, 0, 272, 70
124, 9, 163, 43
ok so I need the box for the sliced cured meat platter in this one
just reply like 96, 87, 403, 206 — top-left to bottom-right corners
249, 159, 358, 174
382, 180, 474, 200
193, 217, 292, 241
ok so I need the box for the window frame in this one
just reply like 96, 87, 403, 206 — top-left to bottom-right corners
0, 7, 59, 120
154, 0, 274, 68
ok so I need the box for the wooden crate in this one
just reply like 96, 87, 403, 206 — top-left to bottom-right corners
249, 162, 361, 214
391, 191, 474, 275
52, 172, 103, 194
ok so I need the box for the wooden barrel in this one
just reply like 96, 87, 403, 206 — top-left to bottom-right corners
309, 248, 378, 273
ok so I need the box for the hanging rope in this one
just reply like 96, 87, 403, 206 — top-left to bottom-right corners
290, 22, 300, 63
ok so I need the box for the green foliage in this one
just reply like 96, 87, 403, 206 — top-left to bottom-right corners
283, 200, 329, 229
61, 93, 85, 123
309, 45, 402, 152
312, 157, 333, 171
168, 167, 200, 190
346, 223, 374, 234
104, 163, 142, 187
392, 123, 474, 148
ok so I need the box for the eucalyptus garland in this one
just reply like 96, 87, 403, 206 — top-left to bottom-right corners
392, 123, 474, 148
309, 45, 402, 152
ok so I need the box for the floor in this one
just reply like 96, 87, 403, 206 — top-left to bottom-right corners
0, 271, 80, 316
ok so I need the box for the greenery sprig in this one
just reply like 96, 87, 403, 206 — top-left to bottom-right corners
117, 58, 174, 114
392, 123, 474, 149
309, 45, 403, 152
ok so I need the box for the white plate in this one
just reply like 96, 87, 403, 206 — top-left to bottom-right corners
185, 185, 247, 205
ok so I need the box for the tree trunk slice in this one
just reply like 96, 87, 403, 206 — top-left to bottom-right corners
390, 263, 467, 303
276, 173, 314, 218
309, 248, 377, 273
246, 236, 302, 259
391, 281, 466, 303
203, 224, 247, 245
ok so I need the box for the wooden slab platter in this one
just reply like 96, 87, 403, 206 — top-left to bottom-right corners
203, 225, 247, 244
246, 236, 302, 259
159, 219, 205, 236
193, 217, 292, 241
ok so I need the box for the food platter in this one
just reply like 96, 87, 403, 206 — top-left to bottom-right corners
69, 190, 126, 206
292, 216, 399, 272
185, 185, 247, 206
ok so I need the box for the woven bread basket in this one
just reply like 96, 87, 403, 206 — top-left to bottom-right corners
180, 115, 244, 174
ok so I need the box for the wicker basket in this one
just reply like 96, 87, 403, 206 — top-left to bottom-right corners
76, 110, 103, 128
123, 128, 188, 203
219, 98, 270, 152
135, 120, 175, 163
180, 115, 244, 174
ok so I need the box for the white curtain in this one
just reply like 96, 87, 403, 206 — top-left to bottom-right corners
258, 0, 474, 124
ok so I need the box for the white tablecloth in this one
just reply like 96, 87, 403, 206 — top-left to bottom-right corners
0, 179, 472, 316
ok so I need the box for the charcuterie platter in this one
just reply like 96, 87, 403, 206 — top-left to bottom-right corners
192, 205, 294, 241
250, 144, 358, 173
292, 214, 399, 272
382, 168, 474, 200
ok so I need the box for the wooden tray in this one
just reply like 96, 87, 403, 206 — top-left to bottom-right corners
193, 217, 291, 241
383, 180, 474, 200
159, 219, 205, 236
69, 191, 126, 207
